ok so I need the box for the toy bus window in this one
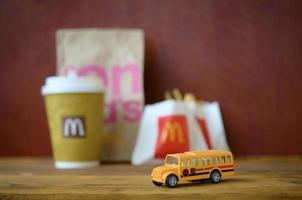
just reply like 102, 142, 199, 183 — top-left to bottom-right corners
212, 157, 216, 165
166, 156, 178, 166
187, 159, 191, 167
226, 155, 231, 163
197, 158, 202, 167
202, 158, 207, 167
206, 158, 211, 166
221, 156, 225, 164
192, 159, 197, 167
217, 156, 221, 165
213, 157, 218, 165
181, 160, 185, 167
198, 158, 201, 166
204, 158, 207, 166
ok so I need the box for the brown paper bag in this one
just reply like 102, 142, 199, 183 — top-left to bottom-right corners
56, 28, 144, 161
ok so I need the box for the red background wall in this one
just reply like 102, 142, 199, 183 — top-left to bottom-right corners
0, 0, 301, 156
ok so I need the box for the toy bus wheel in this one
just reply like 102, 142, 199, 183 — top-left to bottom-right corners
210, 170, 221, 183
165, 174, 178, 188
152, 180, 163, 186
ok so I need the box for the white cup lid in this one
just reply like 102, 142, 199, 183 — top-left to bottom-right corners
41, 70, 103, 95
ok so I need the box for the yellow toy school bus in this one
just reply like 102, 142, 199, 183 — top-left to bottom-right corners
151, 150, 234, 188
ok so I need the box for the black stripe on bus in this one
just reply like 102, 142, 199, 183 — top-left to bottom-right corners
186, 169, 234, 177
188, 172, 209, 176
222, 169, 234, 172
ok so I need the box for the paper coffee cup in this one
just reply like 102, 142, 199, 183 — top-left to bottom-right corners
42, 71, 104, 169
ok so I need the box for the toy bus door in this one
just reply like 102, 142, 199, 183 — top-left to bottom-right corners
180, 159, 191, 179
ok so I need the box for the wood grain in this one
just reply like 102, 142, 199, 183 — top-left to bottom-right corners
0, 0, 302, 156
0, 157, 301, 199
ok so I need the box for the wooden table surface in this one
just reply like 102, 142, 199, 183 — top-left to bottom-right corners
0, 156, 301, 199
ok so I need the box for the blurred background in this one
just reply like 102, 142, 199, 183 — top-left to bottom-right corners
0, 0, 301, 157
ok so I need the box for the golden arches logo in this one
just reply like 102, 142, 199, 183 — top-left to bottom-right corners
155, 115, 189, 159
160, 122, 185, 144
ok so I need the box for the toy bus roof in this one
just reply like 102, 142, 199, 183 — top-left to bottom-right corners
167, 150, 231, 158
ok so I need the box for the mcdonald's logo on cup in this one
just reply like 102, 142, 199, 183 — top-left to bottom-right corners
62, 116, 86, 138
155, 115, 189, 158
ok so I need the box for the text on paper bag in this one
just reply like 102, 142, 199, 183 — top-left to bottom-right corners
66, 64, 143, 124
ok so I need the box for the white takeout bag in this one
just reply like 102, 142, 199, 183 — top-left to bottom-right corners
132, 100, 229, 165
